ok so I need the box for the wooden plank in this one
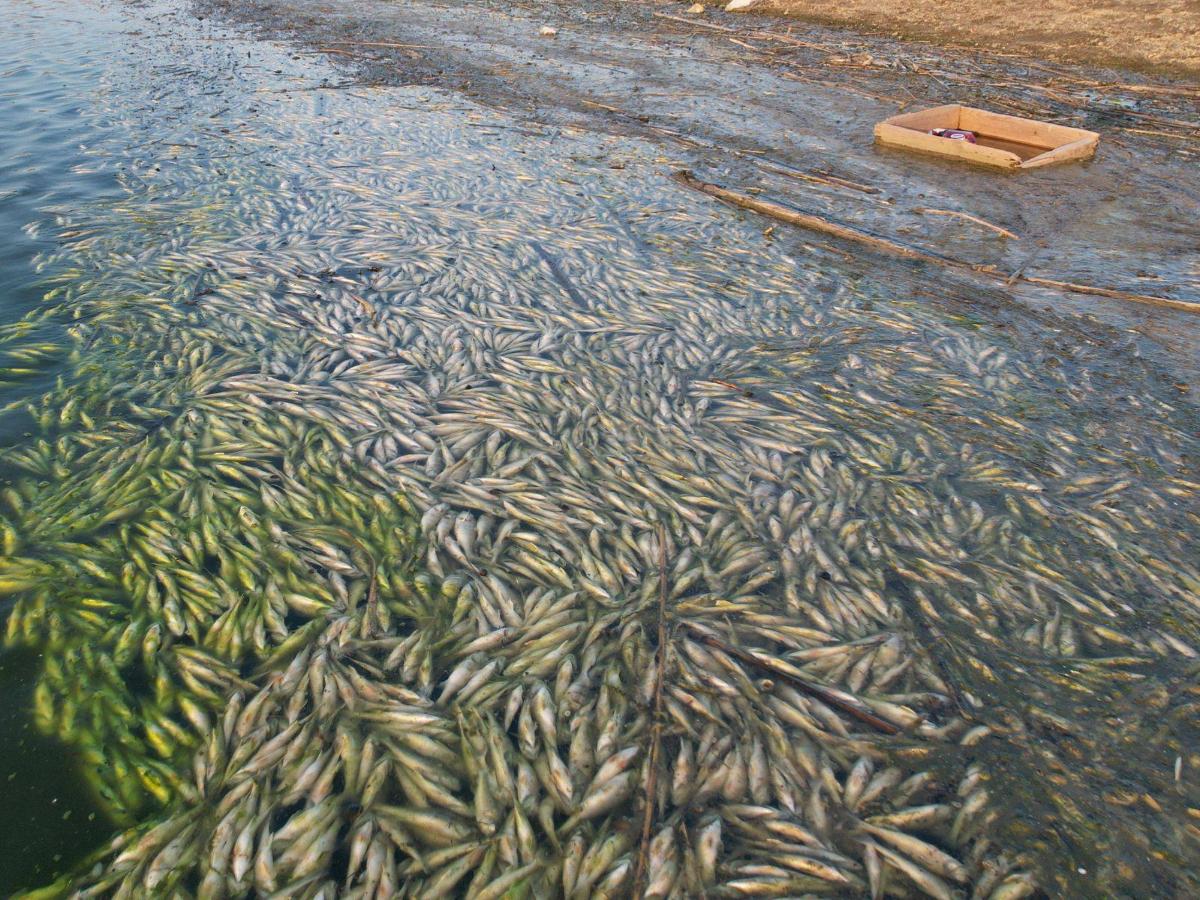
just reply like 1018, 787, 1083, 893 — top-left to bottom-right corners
959, 106, 1094, 147
874, 123, 1022, 169
1020, 134, 1100, 168
881, 103, 961, 131
876, 104, 1099, 170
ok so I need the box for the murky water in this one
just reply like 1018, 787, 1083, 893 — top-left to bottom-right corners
1, 0, 1199, 897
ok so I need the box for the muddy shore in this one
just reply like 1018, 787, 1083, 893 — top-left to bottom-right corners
191, 0, 1200, 386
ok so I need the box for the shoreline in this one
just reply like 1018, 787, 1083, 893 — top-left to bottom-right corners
193, 0, 1200, 382
742, 0, 1200, 80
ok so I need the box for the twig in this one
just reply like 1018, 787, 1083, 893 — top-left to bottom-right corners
1120, 109, 1200, 132
884, 573, 971, 718
759, 162, 883, 197
779, 69, 911, 106
684, 626, 902, 734
989, 80, 1077, 105
1109, 82, 1200, 99
632, 524, 671, 896
749, 30, 835, 52
810, 169, 881, 195
914, 207, 1019, 240
531, 242, 588, 309
254, 81, 371, 94
581, 98, 624, 113
1022, 274, 1199, 307
671, 170, 1200, 314
674, 169, 943, 263
1121, 127, 1197, 141
364, 560, 380, 638
728, 37, 771, 55
323, 40, 436, 50
647, 125, 709, 148
652, 12, 739, 32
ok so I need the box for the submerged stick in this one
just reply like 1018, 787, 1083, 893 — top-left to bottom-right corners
672, 170, 1200, 314
810, 169, 882, 195
323, 40, 436, 50
632, 524, 671, 895
1021, 274, 1199, 307
652, 12, 739, 32
915, 207, 1019, 240
684, 625, 902, 735
363, 560, 380, 638
532, 242, 589, 309
760, 163, 884, 198
674, 169, 944, 264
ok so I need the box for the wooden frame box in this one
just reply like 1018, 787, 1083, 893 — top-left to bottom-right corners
875, 104, 1099, 170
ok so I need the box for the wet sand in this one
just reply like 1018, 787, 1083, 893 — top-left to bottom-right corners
750, 0, 1200, 78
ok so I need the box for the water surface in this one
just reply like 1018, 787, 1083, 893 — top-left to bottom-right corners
1, 0, 1198, 897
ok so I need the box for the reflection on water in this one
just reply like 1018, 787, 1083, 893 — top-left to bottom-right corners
1, 0, 1199, 897
1, 1, 132, 890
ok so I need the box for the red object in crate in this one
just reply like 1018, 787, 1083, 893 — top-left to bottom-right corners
930, 128, 978, 143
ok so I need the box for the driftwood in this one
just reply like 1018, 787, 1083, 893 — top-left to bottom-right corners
809, 169, 881, 195
580, 98, 624, 114
684, 626, 903, 735
760, 162, 884, 198
674, 170, 944, 263
914, 207, 1019, 240
323, 40, 436, 50
1122, 127, 1196, 141
671, 170, 1200, 313
1022, 274, 1199, 307
632, 525, 672, 896
652, 11, 739, 32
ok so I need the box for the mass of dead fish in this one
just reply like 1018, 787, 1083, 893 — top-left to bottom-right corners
1, 10, 1199, 899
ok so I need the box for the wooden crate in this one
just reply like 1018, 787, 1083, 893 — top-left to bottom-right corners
875, 104, 1099, 170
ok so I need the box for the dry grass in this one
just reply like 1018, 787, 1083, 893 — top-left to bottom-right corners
740, 0, 1200, 76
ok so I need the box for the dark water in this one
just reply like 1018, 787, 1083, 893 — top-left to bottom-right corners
0, 651, 113, 892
